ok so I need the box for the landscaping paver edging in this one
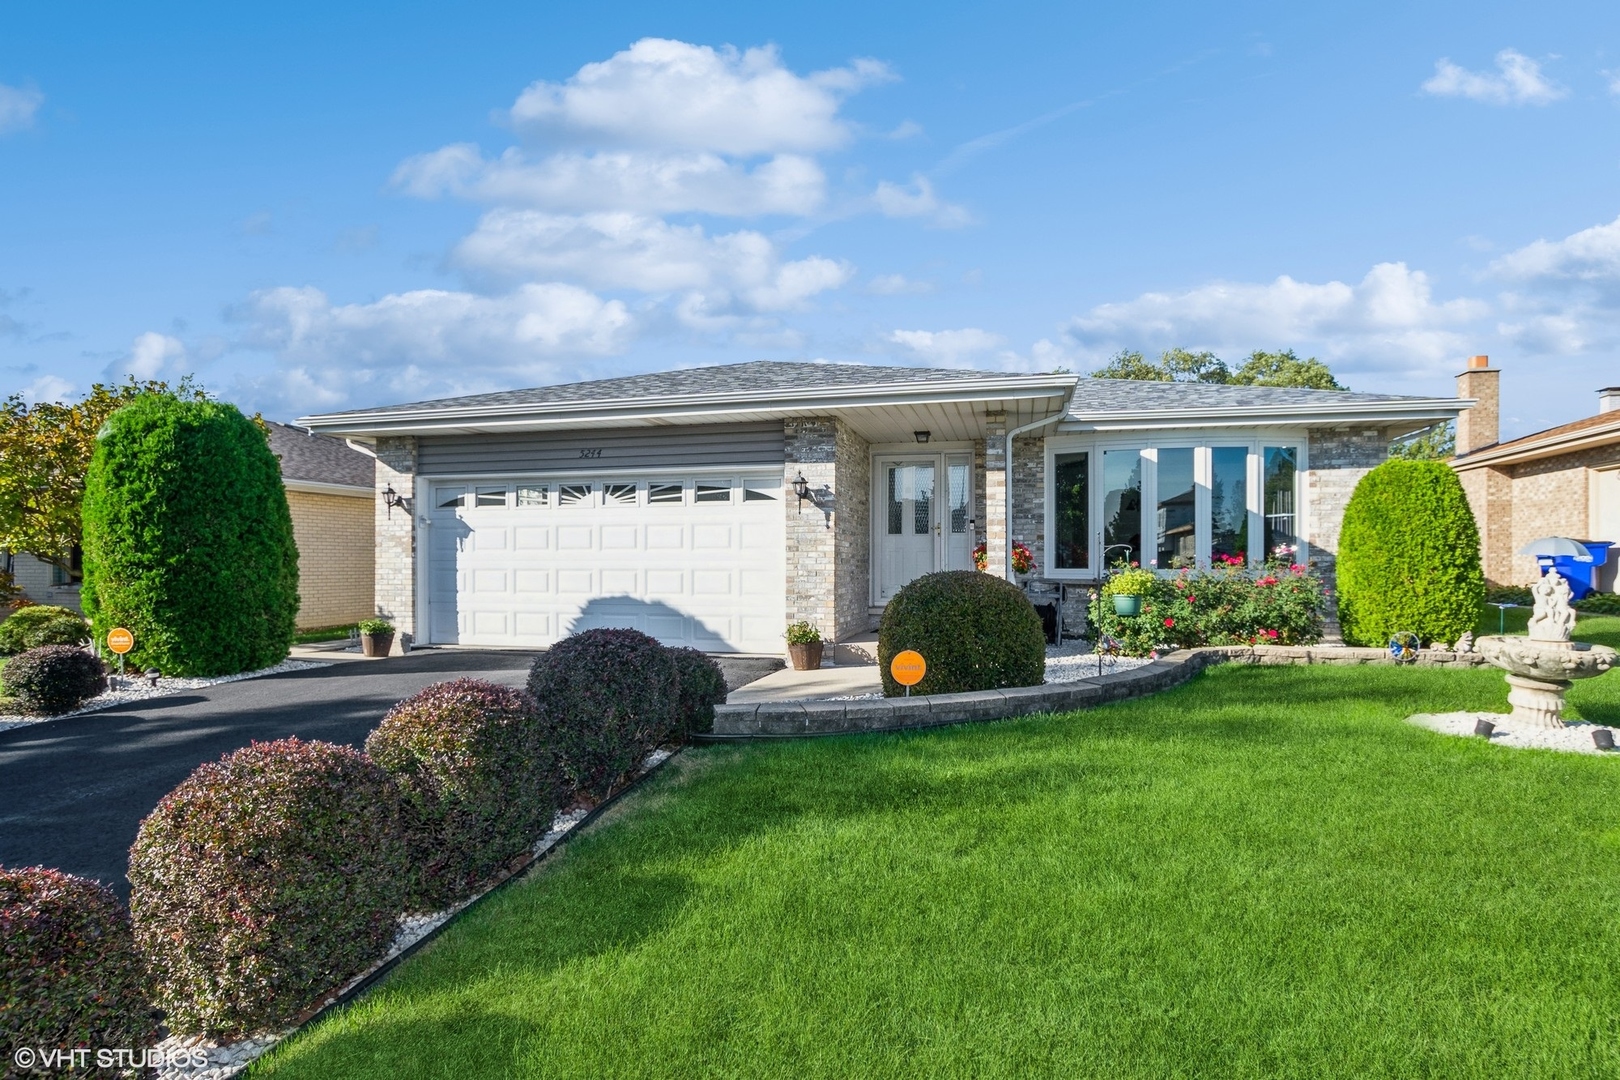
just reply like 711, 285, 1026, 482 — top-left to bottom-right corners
697, 645, 1491, 739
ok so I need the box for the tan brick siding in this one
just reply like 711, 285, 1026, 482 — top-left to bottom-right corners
286, 490, 375, 629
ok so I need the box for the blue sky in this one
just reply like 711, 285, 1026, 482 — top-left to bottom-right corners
2, 1, 1618, 437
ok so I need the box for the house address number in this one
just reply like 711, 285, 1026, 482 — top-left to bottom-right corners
577, 448, 603, 458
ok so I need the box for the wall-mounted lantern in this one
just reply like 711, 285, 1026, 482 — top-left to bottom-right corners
381, 483, 411, 518
792, 472, 811, 508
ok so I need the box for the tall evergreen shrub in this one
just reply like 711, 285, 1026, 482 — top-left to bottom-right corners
81, 395, 299, 676
1336, 459, 1484, 648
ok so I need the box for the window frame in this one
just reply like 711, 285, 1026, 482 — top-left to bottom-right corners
1042, 429, 1308, 581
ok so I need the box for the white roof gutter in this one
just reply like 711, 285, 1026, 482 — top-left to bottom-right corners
1060, 398, 1469, 432
298, 375, 1080, 437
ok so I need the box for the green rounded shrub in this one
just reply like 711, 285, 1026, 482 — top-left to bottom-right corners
878, 571, 1045, 696
2, 645, 107, 715
668, 647, 727, 736
128, 738, 408, 1037
0, 865, 157, 1056
81, 395, 299, 677
366, 679, 555, 910
1337, 459, 1485, 648
0, 605, 91, 654
526, 629, 679, 802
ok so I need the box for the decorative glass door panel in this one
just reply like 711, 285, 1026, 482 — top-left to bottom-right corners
878, 461, 937, 600
1263, 446, 1299, 561
943, 455, 973, 571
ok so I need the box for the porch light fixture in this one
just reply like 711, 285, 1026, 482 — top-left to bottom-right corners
381, 483, 411, 518
792, 472, 811, 508
913, 430, 931, 444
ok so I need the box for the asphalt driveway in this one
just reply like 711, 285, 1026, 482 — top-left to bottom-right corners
0, 649, 781, 901
0, 651, 538, 901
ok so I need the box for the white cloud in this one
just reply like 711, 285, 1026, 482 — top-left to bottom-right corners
886, 327, 1006, 365
118, 331, 188, 380
454, 209, 852, 312
1421, 49, 1565, 106
1488, 213, 1620, 282
508, 38, 892, 154
0, 82, 42, 134
872, 175, 971, 227
21, 375, 73, 403
393, 144, 826, 216
1487, 213, 1620, 355
1066, 262, 1487, 371
866, 273, 934, 295
238, 283, 634, 370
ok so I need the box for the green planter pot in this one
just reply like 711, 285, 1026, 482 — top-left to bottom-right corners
1112, 594, 1143, 617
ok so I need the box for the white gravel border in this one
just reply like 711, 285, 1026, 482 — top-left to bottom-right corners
0, 659, 329, 734
1408, 712, 1620, 756
151, 747, 676, 1080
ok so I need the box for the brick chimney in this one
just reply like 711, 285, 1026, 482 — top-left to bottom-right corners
1455, 355, 1499, 455
1600, 386, 1620, 414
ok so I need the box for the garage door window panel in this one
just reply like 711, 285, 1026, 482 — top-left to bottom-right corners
695, 482, 732, 504
560, 484, 593, 507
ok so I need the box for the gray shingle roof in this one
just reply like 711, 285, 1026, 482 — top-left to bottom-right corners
301, 359, 1451, 426
265, 421, 374, 488
314, 361, 1009, 418
1066, 377, 1421, 415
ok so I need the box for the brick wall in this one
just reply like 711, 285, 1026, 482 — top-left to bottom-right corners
1305, 426, 1388, 589
286, 489, 375, 629
983, 422, 1008, 579
832, 420, 871, 639
784, 418, 837, 641
374, 437, 416, 652
1507, 445, 1620, 584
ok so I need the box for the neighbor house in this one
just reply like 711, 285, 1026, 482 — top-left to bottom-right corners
5, 421, 376, 630
298, 361, 1467, 655
1450, 356, 1620, 592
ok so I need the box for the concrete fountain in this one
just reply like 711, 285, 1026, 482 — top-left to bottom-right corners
1475, 570, 1617, 728
1408, 569, 1617, 752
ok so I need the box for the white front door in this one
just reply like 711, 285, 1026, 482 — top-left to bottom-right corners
877, 460, 937, 601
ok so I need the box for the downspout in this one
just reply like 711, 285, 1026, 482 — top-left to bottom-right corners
1004, 415, 1060, 578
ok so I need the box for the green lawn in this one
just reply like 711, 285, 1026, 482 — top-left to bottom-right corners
255, 658, 1620, 1079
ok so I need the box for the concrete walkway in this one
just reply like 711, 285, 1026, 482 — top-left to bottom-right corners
727, 664, 881, 703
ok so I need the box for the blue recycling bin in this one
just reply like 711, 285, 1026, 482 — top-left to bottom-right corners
1536, 540, 1612, 600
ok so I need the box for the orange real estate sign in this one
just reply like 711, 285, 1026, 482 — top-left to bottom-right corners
890, 650, 926, 686
107, 627, 134, 655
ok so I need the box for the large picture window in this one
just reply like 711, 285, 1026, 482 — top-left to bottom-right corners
1045, 435, 1304, 578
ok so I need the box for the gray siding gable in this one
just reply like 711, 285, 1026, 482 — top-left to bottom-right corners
416, 421, 785, 476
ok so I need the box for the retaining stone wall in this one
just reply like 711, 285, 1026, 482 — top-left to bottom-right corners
705, 644, 1489, 738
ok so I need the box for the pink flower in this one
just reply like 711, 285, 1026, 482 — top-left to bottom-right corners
1187, 595, 1196, 604
1164, 617, 1175, 627
1266, 629, 1279, 639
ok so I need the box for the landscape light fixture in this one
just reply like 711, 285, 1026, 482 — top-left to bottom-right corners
913, 430, 931, 444
1595, 728, 1615, 752
381, 483, 410, 518
792, 472, 811, 508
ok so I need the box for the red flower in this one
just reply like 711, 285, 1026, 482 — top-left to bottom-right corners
1266, 629, 1279, 639
1164, 617, 1175, 627
1187, 595, 1196, 604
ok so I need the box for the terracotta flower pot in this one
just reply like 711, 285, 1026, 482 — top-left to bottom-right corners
788, 641, 823, 670
360, 632, 394, 658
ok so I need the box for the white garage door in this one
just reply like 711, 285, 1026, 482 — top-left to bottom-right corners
426, 473, 786, 653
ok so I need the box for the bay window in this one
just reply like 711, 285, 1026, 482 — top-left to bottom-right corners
1044, 435, 1303, 578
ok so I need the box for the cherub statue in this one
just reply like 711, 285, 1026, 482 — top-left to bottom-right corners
1528, 570, 1577, 643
